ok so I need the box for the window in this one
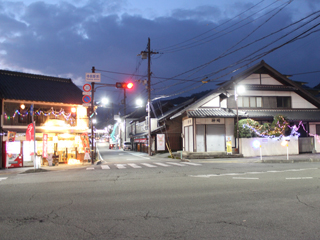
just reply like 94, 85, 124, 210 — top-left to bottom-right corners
277, 97, 291, 108
238, 96, 262, 108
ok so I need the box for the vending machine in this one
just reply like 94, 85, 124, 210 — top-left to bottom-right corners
2, 141, 23, 168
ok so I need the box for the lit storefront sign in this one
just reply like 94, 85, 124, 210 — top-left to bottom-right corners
134, 138, 147, 143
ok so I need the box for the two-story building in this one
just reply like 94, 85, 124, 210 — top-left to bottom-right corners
0, 70, 89, 168
170, 60, 320, 155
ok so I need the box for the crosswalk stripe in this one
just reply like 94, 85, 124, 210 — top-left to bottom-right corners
182, 162, 202, 166
154, 162, 170, 167
115, 164, 127, 169
140, 163, 157, 168
86, 167, 95, 170
166, 162, 186, 166
0, 177, 8, 181
101, 165, 110, 170
127, 163, 142, 169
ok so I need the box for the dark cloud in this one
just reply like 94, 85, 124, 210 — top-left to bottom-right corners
0, 0, 319, 108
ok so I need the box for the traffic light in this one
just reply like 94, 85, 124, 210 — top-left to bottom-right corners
87, 108, 93, 117
115, 82, 134, 89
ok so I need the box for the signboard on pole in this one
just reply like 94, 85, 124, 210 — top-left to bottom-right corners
83, 83, 92, 92
157, 134, 165, 151
86, 73, 101, 82
82, 95, 91, 104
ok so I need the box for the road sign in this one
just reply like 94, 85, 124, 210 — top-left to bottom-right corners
82, 91, 92, 95
82, 103, 91, 107
82, 95, 91, 103
86, 73, 101, 82
83, 83, 92, 92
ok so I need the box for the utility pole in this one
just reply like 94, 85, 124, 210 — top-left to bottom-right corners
140, 38, 158, 156
91, 66, 95, 164
124, 88, 126, 144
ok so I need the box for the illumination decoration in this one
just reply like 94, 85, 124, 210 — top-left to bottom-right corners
4, 107, 76, 123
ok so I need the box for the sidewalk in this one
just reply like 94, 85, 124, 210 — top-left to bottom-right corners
154, 152, 320, 163
0, 162, 93, 175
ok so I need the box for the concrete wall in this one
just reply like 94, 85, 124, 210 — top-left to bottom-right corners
240, 136, 299, 157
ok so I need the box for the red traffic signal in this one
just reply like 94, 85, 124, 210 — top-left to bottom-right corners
115, 82, 134, 89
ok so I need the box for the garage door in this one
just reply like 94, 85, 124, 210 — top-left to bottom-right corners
206, 124, 225, 152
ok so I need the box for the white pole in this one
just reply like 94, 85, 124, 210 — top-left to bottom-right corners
260, 145, 262, 161
287, 143, 289, 160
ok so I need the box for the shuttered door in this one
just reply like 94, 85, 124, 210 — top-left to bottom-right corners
206, 124, 225, 152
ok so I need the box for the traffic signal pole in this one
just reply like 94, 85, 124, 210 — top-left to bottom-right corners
88, 68, 133, 164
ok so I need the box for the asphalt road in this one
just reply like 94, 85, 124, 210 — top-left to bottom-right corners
0, 144, 319, 239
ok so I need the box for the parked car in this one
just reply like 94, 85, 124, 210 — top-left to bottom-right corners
123, 142, 132, 151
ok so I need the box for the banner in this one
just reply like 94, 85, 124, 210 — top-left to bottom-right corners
226, 136, 232, 154
43, 134, 48, 158
80, 133, 90, 153
26, 123, 34, 141
157, 134, 165, 151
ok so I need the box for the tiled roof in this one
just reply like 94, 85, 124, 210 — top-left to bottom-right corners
0, 70, 83, 104
244, 110, 320, 121
187, 108, 235, 118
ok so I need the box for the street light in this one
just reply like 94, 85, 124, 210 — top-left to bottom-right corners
101, 98, 109, 105
235, 84, 245, 153
136, 99, 143, 108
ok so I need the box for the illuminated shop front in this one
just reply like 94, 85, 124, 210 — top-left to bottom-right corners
2, 101, 90, 167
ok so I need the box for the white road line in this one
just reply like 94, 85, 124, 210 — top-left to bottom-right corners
86, 167, 95, 170
154, 162, 171, 167
128, 153, 150, 160
182, 162, 202, 166
190, 174, 220, 178
127, 163, 142, 169
140, 163, 157, 168
286, 177, 313, 180
247, 172, 264, 174
233, 177, 259, 180
101, 165, 110, 170
222, 173, 244, 176
0, 177, 8, 181
115, 164, 127, 169
166, 162, 185, 166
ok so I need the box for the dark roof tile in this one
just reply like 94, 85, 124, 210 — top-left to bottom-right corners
0, 70, 83, 104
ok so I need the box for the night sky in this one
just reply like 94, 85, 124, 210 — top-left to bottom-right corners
1, 0, 320, 116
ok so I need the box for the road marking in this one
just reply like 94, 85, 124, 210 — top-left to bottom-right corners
86, 167, 95, 170
0, 177, 8, 182
101, 165, 110, 170
129, 153, 150, 160
140, 163, 157, 168
166, 162, 185, 166
233, 177, 259, 180
127, 163, 142, 169
247, 172, 264, 174
286, 177, 313, 180
154, 162, 170, 167
190, 174, 220, 178
182, 162, 202, 166
115, 164, 127, 169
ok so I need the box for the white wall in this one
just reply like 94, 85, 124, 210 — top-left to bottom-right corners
202, 96, 220, 107
240, 137, 299, 157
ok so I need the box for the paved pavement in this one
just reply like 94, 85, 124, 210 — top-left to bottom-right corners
1, 152, 320, 175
